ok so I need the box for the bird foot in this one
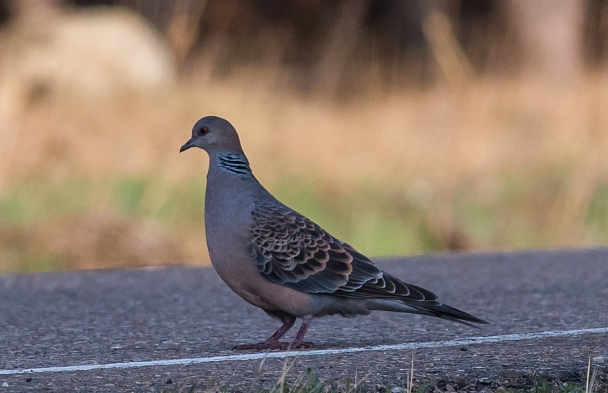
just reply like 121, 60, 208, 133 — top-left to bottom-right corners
232, 341, 313, 351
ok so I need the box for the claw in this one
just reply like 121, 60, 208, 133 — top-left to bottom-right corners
232, 341, 314, 351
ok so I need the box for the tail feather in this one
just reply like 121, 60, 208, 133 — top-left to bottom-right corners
411, 302, 489, 327
366, 298, 489, 327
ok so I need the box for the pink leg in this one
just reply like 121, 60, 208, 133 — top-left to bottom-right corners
232, 317, 314, 351
289, 318, 313, 349
266, 317, 296, 342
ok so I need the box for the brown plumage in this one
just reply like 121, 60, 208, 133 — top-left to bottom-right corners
181, 116, 488, 350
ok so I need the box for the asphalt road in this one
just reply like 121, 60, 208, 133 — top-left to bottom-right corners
1, 248, 607, 392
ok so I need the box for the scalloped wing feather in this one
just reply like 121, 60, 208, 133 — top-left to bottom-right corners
249, 200, 438, 302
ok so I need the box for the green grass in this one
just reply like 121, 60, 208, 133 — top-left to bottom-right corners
161, 354, 607, 393
159, 373, 604, 393
2, 172, 608, 273
157, 353, 604, 393
586, 182, 608, 242
0, 178, 92, 224
528, 379, 599, 393
0, 175, 204, 226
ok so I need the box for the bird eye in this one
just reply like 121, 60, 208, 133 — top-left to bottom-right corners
197, 127, 208, 136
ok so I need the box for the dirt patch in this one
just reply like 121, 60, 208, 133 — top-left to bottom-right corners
0, 213, 185, 271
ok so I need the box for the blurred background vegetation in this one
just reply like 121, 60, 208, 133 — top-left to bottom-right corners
1, 0, 607, 273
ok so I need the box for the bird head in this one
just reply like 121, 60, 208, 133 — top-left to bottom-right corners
180, 116, 244, 155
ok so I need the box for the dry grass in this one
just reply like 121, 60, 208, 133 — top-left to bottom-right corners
1, 28, 608, 271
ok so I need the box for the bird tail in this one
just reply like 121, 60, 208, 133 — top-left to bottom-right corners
365, 298, 489, 327
410, 301, 489, 328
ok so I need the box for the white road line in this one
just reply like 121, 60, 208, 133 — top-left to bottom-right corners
2, 327, 607, 375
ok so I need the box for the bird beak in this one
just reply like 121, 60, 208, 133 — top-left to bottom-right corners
180, 137, 196, 153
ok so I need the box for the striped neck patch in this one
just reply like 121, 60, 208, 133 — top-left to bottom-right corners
217, 153, 252, 176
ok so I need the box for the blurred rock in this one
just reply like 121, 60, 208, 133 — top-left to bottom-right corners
0, 6, 176, 101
